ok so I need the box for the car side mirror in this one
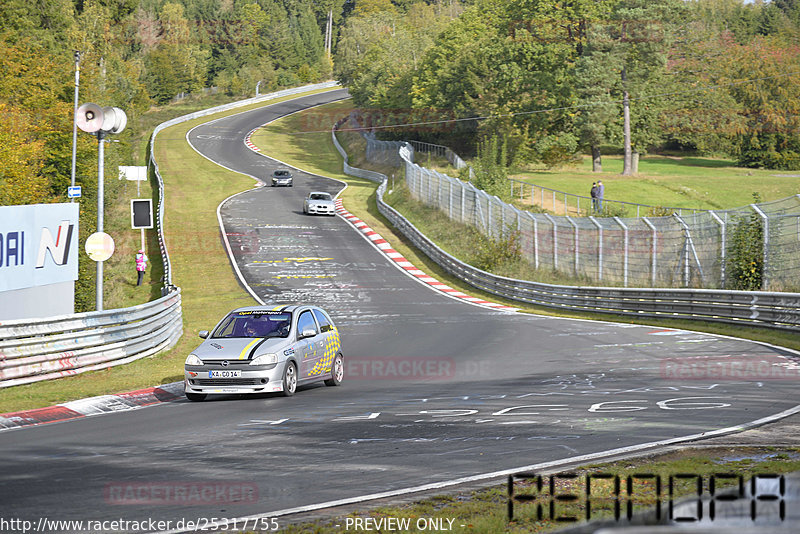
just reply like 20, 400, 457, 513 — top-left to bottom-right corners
199, 330, 209, 339
300, 328, 317, 339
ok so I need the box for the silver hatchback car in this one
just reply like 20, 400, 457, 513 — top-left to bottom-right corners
184, 305, 343, 401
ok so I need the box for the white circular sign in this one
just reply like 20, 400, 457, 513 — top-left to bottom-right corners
85, 232, 115, 262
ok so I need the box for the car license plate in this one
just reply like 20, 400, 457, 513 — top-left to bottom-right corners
208, 370, 241, 378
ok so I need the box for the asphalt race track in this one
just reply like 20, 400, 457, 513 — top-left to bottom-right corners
1, 90, 799, 532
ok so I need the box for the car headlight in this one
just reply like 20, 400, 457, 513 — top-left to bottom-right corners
250, 353, 278, 366
185, 354, 202, 366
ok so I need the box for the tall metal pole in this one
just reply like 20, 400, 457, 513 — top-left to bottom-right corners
96, 131, 105, 311
70, 51, 81, 201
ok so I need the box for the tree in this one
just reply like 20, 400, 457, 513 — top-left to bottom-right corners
725, 36, 800, 169
144, 2, 209, 103
0, 103, 50, 205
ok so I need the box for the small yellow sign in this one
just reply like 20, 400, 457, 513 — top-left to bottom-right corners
85, 232, 115, 262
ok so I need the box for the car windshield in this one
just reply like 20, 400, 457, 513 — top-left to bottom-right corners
274, 170, 290, 176
310, 193, 332, 201
211, 311, 292, 339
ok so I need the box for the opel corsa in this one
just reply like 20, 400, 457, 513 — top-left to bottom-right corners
184, 305, 343, 401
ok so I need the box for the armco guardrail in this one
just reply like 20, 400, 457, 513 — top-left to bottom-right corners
0, 290, 182, 388
332, 120, 800, 331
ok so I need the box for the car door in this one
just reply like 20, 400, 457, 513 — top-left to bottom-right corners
295, 309, 321, 380
312, 308, 339, 377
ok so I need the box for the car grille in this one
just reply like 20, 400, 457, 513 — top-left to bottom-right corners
195, 379, 262, 386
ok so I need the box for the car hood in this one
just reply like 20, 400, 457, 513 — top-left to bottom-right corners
309, 200, 335, 206
193, 337, 291, 362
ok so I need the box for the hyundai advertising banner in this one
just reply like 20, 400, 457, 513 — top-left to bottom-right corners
0, 203, 79, 292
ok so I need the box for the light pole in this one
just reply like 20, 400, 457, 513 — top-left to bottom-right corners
76, 103, 127, 311
70, 51, 81, 202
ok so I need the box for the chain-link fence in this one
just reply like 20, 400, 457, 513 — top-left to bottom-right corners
358, 132, 800, 290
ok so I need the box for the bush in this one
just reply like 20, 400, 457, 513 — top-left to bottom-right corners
726, 193, 763, 290
645, 206, 675, 217
472, 226, 522, 272
472, 134, 510, 200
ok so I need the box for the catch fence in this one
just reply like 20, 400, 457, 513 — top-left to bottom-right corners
356, 127, 800, 291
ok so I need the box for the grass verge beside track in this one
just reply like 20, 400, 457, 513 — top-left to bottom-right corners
275, 446, 800, 533
0, 87, 338, 414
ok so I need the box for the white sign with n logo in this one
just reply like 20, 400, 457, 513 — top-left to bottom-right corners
0, 204, 79, 292
36, 220, 74, 268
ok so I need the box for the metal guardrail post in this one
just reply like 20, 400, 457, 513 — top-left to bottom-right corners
613, 216, 629, 287
751, 204, 769, 290
642, 217, 658, 287
544, 213, 558, 269
475, 188, 487, 232
529, 213, 540, 268
709, 210, 726, 288
566, 216, 579, 275
427, 168, 432, 204
487, 195, 493, 239
674, 213, 705, 287
461, 182, 466, 223
448, 178, 453, 219
589, 216, 603, 281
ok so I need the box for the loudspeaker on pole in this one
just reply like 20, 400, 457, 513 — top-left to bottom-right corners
76, 103, 104, 133
101, 107, 127, 134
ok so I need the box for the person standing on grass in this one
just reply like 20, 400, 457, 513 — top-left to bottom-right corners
590, 182, 598, 212
135, 249, 148, 286
597, 180, 605, 211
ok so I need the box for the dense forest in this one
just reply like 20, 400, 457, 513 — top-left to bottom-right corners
1, 0, 799, 309
335, 0, 800, 173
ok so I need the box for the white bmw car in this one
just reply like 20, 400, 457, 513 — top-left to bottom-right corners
184, 305, 343, 401
303, 191, 336, 215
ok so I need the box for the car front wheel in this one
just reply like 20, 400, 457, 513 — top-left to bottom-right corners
282, 361, 297, 396
325, 353, 344, 386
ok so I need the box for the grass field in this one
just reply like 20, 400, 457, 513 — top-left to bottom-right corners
513, 154, 800, 210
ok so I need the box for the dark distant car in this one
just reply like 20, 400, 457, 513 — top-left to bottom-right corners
271, 168, 293, 187
303, 191, 336, 216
